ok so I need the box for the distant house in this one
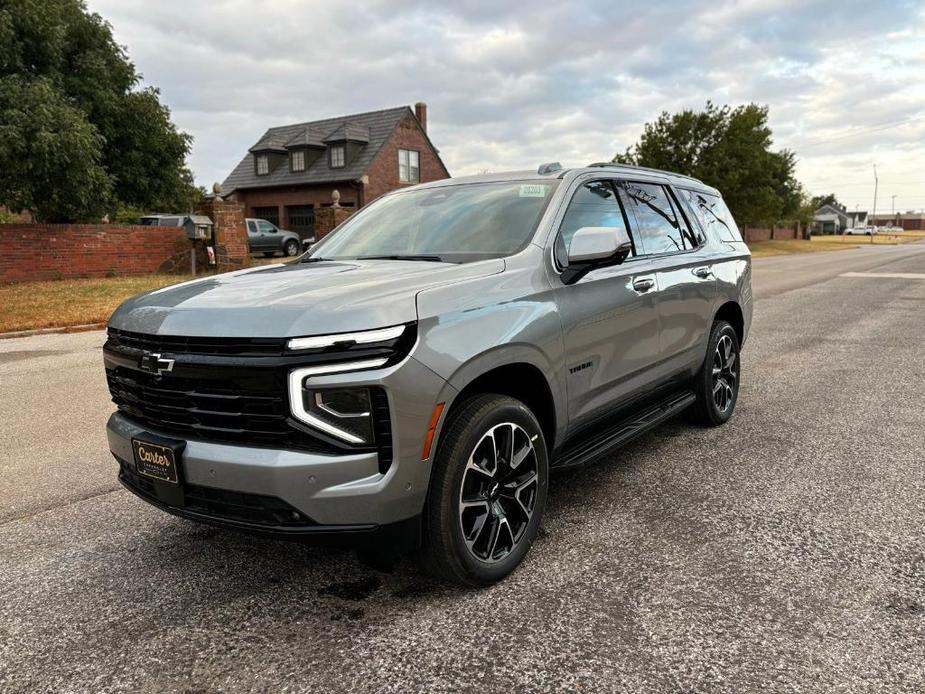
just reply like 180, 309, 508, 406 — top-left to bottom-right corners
221, 103, 450, 239
813, 204, 867, 234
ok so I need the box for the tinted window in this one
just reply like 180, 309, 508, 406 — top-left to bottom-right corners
619, 182, 688, 255
556, 180, 633, 265
682, 189, 742, 242
247, 220, 258, 233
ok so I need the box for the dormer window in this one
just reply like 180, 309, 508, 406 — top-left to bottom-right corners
256, 154, 269, 175
291, 150, 305, 172
330, 145, 345, 168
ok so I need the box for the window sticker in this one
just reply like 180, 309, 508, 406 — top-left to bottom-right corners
519, 184, 547, 198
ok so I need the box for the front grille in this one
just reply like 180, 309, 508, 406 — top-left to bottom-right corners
106, 368, 339, 453
119, 460, 314, 528
104, 328, 399, 460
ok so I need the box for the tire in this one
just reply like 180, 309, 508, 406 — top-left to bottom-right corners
420, 394, 548, 587
283, 239, 300, 256
688, 320, 740, 426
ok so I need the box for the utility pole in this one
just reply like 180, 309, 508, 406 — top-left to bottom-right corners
871, 164, 878, 244
891, 194, 897, 226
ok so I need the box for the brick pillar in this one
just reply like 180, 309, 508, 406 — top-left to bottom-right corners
195, 197, 250, 272
314, 207, 354, 241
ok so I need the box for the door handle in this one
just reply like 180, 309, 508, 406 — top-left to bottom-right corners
693, 266, 712, 279
633, 277, 655, 292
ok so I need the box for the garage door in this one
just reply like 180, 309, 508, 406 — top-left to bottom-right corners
287, 205, 315, 240
252, 206, 279, 227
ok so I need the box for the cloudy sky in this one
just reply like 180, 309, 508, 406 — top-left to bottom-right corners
87, 0, 925, 213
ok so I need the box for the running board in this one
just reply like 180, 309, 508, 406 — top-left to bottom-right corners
552, 390, 696, 470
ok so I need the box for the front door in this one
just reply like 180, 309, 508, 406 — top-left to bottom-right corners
552, 179, 662, 427
246, 219, 260, 251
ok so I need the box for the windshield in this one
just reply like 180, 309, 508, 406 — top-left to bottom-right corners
308, 181, 558, 263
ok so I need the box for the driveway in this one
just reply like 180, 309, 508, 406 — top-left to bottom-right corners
1, 243, 924, 692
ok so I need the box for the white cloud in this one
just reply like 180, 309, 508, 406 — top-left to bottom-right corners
87, 0, 925, 211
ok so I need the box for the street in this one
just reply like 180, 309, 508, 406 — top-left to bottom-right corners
2, 243, 924, 692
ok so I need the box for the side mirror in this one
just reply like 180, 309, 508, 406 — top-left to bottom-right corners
562, 226, 633, 284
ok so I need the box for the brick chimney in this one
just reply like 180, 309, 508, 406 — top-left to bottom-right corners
414, 102, 427, 132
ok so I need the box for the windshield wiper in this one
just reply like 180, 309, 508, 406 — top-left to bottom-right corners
357, 254, 445, 262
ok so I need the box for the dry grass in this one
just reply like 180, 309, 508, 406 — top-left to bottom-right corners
749, 238, 858, 257
812, 232, 925, 245
0, 274, 187, 334
749, 233, 924, 257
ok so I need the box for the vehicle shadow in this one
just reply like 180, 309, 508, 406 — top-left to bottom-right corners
95, 416, 685, 628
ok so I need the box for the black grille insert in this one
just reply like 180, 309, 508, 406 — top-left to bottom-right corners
119, 460, 315, 528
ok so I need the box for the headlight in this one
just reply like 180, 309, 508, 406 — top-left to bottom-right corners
306, 388, 374, 444
287, 359, 386, 444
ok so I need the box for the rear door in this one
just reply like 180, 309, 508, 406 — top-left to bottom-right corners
552, 178, 662, 426
618, 180, 716, 378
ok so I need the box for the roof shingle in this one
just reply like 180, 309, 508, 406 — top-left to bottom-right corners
222, 106, 412, 194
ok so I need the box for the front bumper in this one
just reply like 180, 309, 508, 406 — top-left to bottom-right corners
106, 355, 454, 544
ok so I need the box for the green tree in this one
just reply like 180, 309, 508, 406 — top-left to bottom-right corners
615, 102, 803, 226
0, 0, 198, 222
810, 193, 841, 210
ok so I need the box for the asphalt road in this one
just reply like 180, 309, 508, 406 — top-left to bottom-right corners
2, 243, 924, 692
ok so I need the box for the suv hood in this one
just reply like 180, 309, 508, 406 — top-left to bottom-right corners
109, 259, 504, 338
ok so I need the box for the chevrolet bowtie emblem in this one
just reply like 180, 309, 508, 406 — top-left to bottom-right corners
139, 352, 175, 376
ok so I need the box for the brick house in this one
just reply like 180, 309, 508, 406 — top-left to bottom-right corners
220, 103, 450, 239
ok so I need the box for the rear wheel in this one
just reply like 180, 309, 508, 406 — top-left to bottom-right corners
284, 239, 300, 256
420, 394, 548, 586
688, 320, 740, 426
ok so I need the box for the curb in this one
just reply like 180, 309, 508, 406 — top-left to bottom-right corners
0, 322, 106, 340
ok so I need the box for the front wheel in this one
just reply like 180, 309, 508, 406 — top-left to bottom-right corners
420, 394, 548, 587
284, 239, 300, 256
688, 320, 740, 426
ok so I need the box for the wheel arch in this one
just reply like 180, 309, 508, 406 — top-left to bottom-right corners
441, 357, 559, 457
714, 300, 744, 345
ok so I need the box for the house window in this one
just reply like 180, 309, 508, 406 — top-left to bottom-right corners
399, 149, 420, 183
256, 154, 269, 175
291, 150, 305, 172
330, 145, 345, 168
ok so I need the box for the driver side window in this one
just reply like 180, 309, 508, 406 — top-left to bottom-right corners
556, 180, 634, 267
257, 221, 277, 233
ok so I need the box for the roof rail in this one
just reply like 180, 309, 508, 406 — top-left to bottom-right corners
537, 162, 563, 175
586, 161, 705, 185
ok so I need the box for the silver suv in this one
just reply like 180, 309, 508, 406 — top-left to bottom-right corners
104, 163, 752, 585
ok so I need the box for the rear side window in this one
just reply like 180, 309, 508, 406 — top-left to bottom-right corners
556, 180, 635, 266
618, 181, 695, 255
682, 189, 742, 242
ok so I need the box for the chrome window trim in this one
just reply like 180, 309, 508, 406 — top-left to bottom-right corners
287, 358, 388, 444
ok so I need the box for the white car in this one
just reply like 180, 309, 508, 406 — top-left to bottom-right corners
846, 226, 876, 235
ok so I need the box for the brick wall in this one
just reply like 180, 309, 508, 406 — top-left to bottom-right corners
314, 207, 354, 240
195, 198, 250, 271
0, 224, 187, 283
365, 113, 450, 202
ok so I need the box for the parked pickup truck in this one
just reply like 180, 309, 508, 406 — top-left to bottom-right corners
104, 162, 752, 585
245, 218, 303, 257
